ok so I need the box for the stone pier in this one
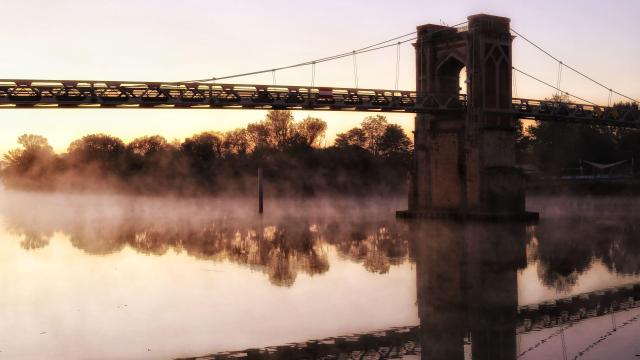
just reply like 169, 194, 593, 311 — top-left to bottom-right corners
398, 14, 538, 221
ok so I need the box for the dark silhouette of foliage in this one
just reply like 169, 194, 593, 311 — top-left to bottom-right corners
517, 96, 640, 176
67, 133, 127, 173
335, 127, 367, 148
0, 111, 413, 196
1, 134, 57, 189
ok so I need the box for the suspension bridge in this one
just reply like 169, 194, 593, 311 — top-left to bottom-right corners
2, 13, 639, 360
1, 14, 638, 219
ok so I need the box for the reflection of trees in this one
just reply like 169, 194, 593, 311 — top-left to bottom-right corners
531, 218, 640, 292
323, 221, 408, 274
5, 212, 409, 287
19, 230, 50, 250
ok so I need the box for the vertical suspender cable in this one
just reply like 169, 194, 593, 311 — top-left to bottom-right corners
560, 328, 568, 360
608, 89, 613, 107
395, 42, 401, 92
556, 61, 563, 98
272, 70, 276, 85
311, 61, 316, 88
511, 27, 639, 104
611, 311, 617, 330
352, 50, 359, 89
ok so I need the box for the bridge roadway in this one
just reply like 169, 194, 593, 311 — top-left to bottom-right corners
1, 79, 639, 128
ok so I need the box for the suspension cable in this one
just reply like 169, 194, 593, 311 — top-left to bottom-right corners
511, 28, 639, 104
395, 42, 401, 91
512, 66, 600, 106
352, 50, 359, 89
186, 21, 467, 84
185, 38, 416, 83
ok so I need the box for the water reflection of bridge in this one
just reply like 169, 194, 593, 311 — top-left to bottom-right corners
180, 278, 640, 360
178, 221, 640, 360
3, 195, 640, 359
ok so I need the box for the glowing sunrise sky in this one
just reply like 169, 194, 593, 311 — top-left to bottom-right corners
1, 0, 638, 154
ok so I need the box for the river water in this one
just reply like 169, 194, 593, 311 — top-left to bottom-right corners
0, 192, 639, 359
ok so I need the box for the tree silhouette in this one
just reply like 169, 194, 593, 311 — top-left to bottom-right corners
520, 95, 639, 176
1, 111, 413, 195
67, 133, 127, 175
1, 134, 57, 189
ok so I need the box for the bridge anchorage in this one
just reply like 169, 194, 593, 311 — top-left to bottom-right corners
398, 14, 539, 221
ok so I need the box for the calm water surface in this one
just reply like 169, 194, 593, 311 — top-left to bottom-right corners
1, 192, 639, 359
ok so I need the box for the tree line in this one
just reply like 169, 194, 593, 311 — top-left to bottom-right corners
519, 98, 640, 177
0, 111, 413, 195
2, 97, 638, 194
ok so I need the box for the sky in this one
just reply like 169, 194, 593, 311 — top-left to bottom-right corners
1, 0, 639, 153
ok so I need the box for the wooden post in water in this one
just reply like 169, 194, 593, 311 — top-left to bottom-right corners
258, 167, 263, 214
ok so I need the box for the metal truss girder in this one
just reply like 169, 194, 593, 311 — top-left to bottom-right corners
509, 97, 640, 128
1, 79, 639, 128
0, 79, 425, 112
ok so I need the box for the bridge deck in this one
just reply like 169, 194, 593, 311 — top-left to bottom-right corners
1, 79, 638, 128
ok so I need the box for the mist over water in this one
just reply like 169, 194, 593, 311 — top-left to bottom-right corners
1, 190, 640, 359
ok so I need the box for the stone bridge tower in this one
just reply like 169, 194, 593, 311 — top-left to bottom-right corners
400, 14, 536, 220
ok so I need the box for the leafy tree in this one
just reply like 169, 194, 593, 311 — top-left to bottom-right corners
520, 94, 635, 175
246, 122, 271, 150
265, 110, 295, 149
125, 135, 176, 181
0, 112, 413, 195
377, 124, 413, 157
180, 132, 224, 174
1, 134, 56, 188
67, 133, 126, 173
527, 122, 617, 174
222, 129, 250, 156
335, 128, 367, 148
127, 135, 169, 157
361, 115, 388, 155
295, 116, 327, 147
336, 116, 412, 159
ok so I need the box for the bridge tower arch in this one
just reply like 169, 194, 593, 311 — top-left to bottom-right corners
403, 14, 535, 220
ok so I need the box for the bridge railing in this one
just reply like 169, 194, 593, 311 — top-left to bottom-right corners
511, 97, 640, 127
0, 80, 426, 111
1, 79, 638, 127
517, 281, 640, 333
0, 79, 473, 112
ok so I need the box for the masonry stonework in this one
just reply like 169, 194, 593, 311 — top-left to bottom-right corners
403, 14, 536, 220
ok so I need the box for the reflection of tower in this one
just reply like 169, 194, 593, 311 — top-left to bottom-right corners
411, 221, 527, 360
414, 223, 466, 360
